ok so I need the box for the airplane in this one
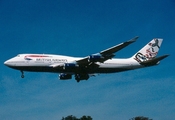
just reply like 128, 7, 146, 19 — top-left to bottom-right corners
4, 36, 169, 82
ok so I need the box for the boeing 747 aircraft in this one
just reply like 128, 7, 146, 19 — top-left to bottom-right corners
4, 37, 168, 82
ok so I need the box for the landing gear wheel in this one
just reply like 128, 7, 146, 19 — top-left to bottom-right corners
75, 74, 80, 82
21, 74, 24, 78
20, 71, 24, 78
76, 79, 80, 83
75, 74, 89, 82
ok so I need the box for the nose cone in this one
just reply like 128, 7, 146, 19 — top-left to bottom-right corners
4, 59, 15, 67
4, 60, 10, 66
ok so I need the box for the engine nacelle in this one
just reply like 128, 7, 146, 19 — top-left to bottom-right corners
63, 63, 78, 70
59, 73, 72, 80
88, 54, 104, 62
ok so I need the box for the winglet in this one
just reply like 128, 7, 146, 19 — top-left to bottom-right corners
129, 36, 139, 43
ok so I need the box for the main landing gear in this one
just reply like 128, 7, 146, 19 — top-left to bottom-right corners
21, 71, 24, 78
75, 74, 89, 82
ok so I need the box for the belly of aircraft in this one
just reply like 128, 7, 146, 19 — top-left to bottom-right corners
9, 65, 133, 74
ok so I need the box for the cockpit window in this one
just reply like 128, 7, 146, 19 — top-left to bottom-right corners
17, 54, 20, 57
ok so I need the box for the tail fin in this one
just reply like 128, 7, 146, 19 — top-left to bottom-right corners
132, 38, 163, 63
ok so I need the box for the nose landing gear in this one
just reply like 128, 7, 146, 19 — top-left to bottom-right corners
21, 71, 24, 78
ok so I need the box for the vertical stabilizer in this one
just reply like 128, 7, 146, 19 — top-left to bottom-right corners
132, 38, 163, 63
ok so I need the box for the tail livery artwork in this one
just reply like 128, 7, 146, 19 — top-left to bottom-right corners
4, 36, 169, 82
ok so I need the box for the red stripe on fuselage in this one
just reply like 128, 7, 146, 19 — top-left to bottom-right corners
25, 55, 50, 58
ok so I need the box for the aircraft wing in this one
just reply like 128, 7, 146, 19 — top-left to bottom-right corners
100, 36, 139, 55
76, 36, 139, 65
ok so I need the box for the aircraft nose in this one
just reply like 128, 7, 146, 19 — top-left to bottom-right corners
4, 59, 13, 67
4, 60, 10, 66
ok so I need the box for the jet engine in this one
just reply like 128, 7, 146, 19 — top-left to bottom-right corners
59, 73, 72, 80
88, 54, 104, 62
89, 53, 115, 62
63, 63, 78, 70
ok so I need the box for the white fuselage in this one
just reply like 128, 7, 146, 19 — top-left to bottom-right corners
3, 37, 167, 81
4, 54, 142, 74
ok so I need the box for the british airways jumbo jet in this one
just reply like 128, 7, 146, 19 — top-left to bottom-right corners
4, 37, 168, 82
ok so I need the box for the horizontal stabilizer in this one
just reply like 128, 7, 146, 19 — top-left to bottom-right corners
140, 54, 169, 66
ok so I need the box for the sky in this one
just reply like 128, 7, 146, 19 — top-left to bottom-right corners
0, 0, 175, 120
